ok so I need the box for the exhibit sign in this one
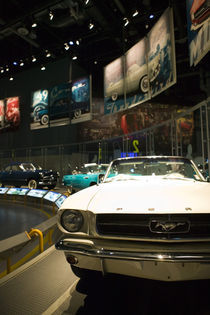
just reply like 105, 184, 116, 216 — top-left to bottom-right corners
44, 191, 61, 202
186, 0, 210, 66
147, 7, 176, 98
49, 82, 71, 127
7, 188, 29, 195
27, 189, 48, 198
30, 89, 49, 130
70, 76, 92, 124
55, 195, 67, 208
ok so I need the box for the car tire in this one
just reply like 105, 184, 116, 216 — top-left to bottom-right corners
90, 182, 97, 186
111, 93, 118, 101
40, 114, 49, 125
71, 265, 101, 280
74, 109, 81, 119
139, 75, 149, 93
28, 179, 38, 189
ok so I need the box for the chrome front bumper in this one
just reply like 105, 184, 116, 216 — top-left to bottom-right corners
55, 239, 210, 263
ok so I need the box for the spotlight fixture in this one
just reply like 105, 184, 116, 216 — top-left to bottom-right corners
123, 18, 129, 27
45, 50, 51, 57
149, 14, 154, 19
32, 22, 37, 28
69, 41, 74, 45
32, 56, 37, 62
20, 61, 24, 66
1, 69, 4, 73
41, 66, 46, 71
13, 61, 18, 66
64, 43, 70, 50
76, 40, 80, 45
85, 0, 90, 4
88, 22, 94, 30
145, 24, 149, 29
94, 60, 97, 64
72, 55, 77, 60
9, 77, 14, 81
49, 11, 54, 20
6, 66, 9, 71
132, 10, 139, 17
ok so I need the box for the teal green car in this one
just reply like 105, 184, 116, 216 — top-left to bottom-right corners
62, 163, 108, 193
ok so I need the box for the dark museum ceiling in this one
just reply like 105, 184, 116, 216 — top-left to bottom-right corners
0, 0, 209, 104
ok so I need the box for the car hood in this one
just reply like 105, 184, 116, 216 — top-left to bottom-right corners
60, 177, 210, 214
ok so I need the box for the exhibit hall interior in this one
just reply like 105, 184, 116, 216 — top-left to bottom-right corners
0, 0, 210, 314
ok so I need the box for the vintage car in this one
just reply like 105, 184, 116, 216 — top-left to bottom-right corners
0, 162, 59, 189
56, 156, 210, 282
62, 163, 108, 193
105, 54, 161, 101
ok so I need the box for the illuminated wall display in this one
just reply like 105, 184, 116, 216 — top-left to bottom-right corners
30, 89, 49, 130
70, 76, 92, 124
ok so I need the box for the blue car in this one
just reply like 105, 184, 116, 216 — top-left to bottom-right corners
62, 163, 108, 193
0, 162, 59, 189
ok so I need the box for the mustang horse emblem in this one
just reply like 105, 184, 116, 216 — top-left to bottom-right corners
154, 222, 186, 232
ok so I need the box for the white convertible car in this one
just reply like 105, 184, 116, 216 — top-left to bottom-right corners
56, 156, 210, 282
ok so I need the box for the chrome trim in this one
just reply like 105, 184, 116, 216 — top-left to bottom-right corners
55, 240, 210, 263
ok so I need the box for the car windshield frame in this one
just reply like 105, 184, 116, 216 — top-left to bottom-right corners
103, 157, 205, 182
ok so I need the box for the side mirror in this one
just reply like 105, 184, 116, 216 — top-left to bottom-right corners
98, 173, 104, 184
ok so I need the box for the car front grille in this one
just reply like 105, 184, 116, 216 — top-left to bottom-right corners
96, 214, 210, 240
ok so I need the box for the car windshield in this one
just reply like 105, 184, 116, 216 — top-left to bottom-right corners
104, 157, 204, 182
80, 164, 108, 174
20, 163, 37, 171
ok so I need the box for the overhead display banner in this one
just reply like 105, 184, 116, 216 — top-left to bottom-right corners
104, 7, 176, 114
70, 76, 92, 124
147, 7, 176, 98
186, 0, 210, 66
125, 38, 150, 109
104, 56, 126, 114
49, 82, 71, 127
30, 89, 49, 130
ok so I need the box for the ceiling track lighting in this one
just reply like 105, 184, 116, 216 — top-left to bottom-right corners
149, 14, 154, 19
20, 61, 24, 66
32, 56, 36, 62
41, 66, 46, 71
123, 18, 129, 27
69, 41, 74, 45
132, 10, 139, 17
72, 55, 77, 60
89, 22, 94, 30
32, 22, 37, 28
49, 11, 54, 20
85, 0, 90, 4
64, 43, 70, 50
9, 77, 14, 81
45, 50, 51, 57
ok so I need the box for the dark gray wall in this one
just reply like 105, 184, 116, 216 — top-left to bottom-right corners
0, 56, 88, 149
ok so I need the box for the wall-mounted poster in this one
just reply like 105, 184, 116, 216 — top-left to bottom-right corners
0, 100, 5, 130
49, 82, 71, 127
30, 89, 49, 130
104, 57, 126, 114
125, 38, 150, 109
70, 76, 92, 124
5, 97, 20, 130
186, 0, 210, 66
147, 7, 176, 98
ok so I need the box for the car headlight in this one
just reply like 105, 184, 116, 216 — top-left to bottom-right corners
60, 210, 84, 232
